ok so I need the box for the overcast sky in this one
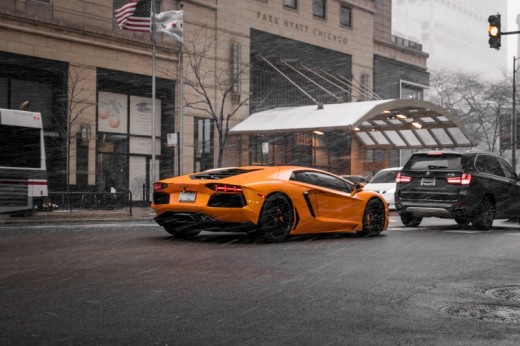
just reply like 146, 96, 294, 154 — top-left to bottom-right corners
507, 0, 520, 67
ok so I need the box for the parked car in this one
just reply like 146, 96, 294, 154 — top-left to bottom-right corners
340, 175, 368, 184
152, 166, 389, 242
395, 150, 520, 229
363, 167, 401, 210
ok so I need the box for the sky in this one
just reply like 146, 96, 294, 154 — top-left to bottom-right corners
507, 0, 520, 68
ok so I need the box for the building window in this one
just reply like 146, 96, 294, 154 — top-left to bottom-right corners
340, 5, 352, 27
283, 0, 297, 10
194, 117, 214, 172
365, 149, 386, 163
96, 68, 174, 200
313, 0, 326, 18
34, 0, 51, 3
0, 52, 68, 191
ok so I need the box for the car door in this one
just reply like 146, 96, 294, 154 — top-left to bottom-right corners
496, 156, 520, 218
292, 171, 364, 221
479, 155, 512, 218
304, 171, 366, 222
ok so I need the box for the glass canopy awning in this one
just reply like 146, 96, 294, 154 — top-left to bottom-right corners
229, 99, 474, 149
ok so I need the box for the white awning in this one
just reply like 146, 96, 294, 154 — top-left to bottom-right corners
230, 99, 474, 148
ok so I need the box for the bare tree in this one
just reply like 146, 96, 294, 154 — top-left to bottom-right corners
427, 69, 511, 154
55, 66, 95, 190
183, 27, 249, 167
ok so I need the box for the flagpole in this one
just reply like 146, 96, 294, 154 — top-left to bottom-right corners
178, 42, 184, 176
150, 0, 157, 199
178, 1, 184, 176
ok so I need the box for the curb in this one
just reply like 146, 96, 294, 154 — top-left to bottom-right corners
0, 208, 155, 225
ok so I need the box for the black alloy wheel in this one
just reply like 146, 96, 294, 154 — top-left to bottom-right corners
472, 196, 495, 230
358, 198, 386, 237
399, 212, 423, 227
258, 193, 294, 242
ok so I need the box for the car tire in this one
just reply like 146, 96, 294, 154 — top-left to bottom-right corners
472, 196, 495, 231
357, 198, 386, 237
164, 227, 201, 238
400, 212, 422, 227
257, 193, 294, 242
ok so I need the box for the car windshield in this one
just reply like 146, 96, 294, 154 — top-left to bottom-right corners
370, 170, 399, 183
405, 154, 462, 170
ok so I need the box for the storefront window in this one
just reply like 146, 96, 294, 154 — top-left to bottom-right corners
0, 52, 67, 192
96, 68, 174, 202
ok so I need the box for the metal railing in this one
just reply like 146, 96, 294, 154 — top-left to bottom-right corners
48, 190, 133, 216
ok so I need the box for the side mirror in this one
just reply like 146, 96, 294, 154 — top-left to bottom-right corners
351, 182, 364, 196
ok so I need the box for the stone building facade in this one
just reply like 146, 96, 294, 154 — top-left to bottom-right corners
0, 0, 430, 200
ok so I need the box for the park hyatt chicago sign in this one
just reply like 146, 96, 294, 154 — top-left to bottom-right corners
256, 11, 348, 46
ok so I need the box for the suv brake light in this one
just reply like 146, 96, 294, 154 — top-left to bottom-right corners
446, 173, 472, 186
426, 151, 444, 156
396, 172, 412, 183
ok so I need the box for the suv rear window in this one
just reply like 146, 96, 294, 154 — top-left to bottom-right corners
405, 153, 462, 170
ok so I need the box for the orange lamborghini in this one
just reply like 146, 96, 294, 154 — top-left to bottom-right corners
152, 166, 389, 242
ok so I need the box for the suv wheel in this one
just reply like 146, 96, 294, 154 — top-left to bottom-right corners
400, 212, 423, 227
472, 196, 495, 230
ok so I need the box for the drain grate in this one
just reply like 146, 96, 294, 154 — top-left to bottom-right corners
444, 304, 520, 324
486, 287, 520, 303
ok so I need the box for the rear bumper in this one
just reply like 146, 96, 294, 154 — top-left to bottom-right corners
395, 200, 478, 219
154, 211, 256, 233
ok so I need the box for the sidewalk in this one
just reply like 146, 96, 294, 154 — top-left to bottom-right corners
0, 207, 155, 225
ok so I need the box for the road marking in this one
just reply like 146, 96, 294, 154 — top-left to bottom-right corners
444, 230, 488, 234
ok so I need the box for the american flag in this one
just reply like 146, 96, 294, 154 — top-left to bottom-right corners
114, 0, 151, 32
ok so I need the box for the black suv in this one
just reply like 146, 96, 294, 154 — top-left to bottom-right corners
395, 150, 520, 229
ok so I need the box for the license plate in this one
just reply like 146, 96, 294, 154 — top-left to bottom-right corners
179, 191, 196, 203
421, 177, 436, 186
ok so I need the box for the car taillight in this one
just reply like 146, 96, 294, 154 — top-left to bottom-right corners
206, 183, 243, 192
396, 172, 412, 183
154, 182, 168, 191
446, 173, 472, 186
426, 151, 444, 156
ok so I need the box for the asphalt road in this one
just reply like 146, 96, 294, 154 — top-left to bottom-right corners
1, 217, 520, 345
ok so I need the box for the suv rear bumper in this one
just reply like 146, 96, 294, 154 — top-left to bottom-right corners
396, 200, 477, 219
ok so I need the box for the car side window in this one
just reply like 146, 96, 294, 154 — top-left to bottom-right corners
475, 155, 490, 174
484, 156, 505, 177
291, 171, 352, 193
497, 157, 517, 180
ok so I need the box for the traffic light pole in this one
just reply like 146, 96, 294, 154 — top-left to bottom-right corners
501, 30, 520, 36
513, 57, 520, 170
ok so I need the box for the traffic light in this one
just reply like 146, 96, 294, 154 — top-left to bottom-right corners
488, 14, 501, 50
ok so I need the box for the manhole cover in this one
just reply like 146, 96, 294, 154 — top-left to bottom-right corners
486, 287, 520, 302
444, 304, 520, 324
